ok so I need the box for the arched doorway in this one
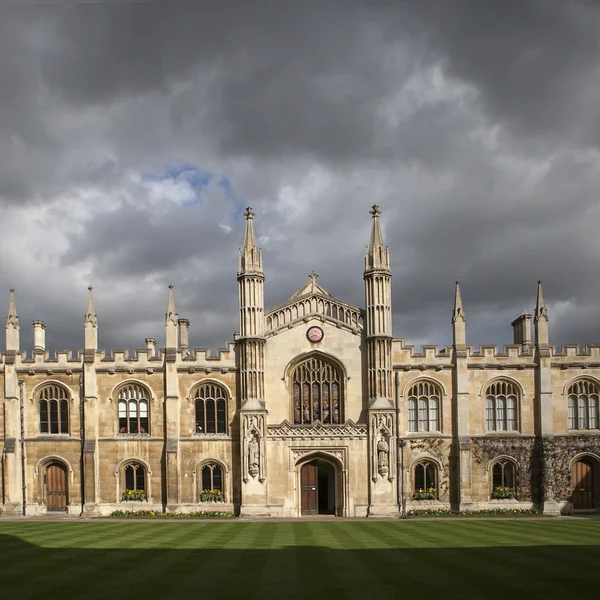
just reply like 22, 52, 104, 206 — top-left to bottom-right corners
572, 457, 599, 510
44, 462, 68, 512
300, 459, 336, 515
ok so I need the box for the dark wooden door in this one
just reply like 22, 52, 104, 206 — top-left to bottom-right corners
572, 460, 593, 510
301, 462, 318, 515
46, 464, 67, 512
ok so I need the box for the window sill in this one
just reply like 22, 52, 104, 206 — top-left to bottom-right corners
36, 434, 71, 438
484, 430, 521, 435
117, 433, 150, 438
193, 433, 230, 439
566, 429, 600, 433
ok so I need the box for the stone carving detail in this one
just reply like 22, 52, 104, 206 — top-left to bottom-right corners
292, 448, 346, 466
243, 413, 265, 483
371, 412, 394, 482
268, 419, 367, 440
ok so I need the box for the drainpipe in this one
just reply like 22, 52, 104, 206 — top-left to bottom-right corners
395, 370, 405, 518
79, 374, 85, 516
19, 380, 26, 517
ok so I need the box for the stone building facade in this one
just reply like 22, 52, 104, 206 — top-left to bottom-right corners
1, 206, 599, 517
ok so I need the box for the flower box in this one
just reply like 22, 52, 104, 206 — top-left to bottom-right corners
199, 489, 224, 503
412, 487, 438, 501
121, 490, 147, 502
492, 486, 516, 500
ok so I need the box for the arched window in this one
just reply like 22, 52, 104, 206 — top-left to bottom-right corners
291, 355, 343, 425
121, 461, 147, 501
199, 463, 224, 502
485, 380, 519, 432
195, 383, 227, 434
117, 384, 150, 434
491, 459, 516, 499
38, 385, 69, 435
568, 379, 599, 430
413, 461, 438, 499
407, 381, 441, 433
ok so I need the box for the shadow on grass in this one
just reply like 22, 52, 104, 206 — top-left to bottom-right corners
0, 534, 598, 600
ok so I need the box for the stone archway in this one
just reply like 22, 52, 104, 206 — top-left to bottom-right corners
294, 451, 347, 517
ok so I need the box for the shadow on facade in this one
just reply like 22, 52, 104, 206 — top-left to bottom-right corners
0, 534, 598, 599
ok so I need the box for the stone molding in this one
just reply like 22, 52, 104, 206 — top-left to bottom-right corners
267, 419, 367, 440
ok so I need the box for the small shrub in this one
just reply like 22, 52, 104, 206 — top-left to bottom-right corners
109, 510, 236, 519
199, 489, 224, 503
121, 490, 146, 502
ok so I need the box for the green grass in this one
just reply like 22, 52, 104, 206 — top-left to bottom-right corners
1, 520, 599, 599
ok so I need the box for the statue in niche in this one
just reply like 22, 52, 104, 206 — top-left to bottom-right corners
248, 434, 260, 478
377, 435, 389, 477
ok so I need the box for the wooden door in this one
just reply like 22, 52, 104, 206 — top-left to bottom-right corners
301, 462, 318, 515
46, 464, 67, 512
572, 460, 593, 510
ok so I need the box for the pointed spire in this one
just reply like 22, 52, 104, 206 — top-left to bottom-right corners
238, 206, 263, 275
535, 280, 548, 322
84, 286, 98, 327
365, 204, 390, 273
243, 205, 256, 249
6, 288, 19, 328
165, 284, 178, 325
452, 280, 466, 323
5, 288, 20, 351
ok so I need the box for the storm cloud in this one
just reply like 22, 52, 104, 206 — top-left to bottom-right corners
1, 0, 600, 354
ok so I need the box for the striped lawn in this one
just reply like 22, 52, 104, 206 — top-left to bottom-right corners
0, 520, 599, 599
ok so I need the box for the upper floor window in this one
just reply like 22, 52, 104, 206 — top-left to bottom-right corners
407, 380, 440, 433
118, 384, 149, 434
568, 379, 599, 431
39, 384, 69, 435
485, 380, 518, 432
291, 356, 343, 425
195, 383, 227, 434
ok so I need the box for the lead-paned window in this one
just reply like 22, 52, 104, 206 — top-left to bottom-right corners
38, 385, 69, 435
567, 379, 600, 431
485, 381, 519, 432
407, 381, 441, 433
195, 383, 227, 434
117, 384, 150, 434
291, 356, 343, 425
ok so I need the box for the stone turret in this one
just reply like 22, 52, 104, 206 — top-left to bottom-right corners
5, 289, 19, 352
84, 286, 98, 351
364, 204, 393, 406
237, 206, 265, 408
534, 280, 549, 347
452, 280, 466, 348
165, 284, 178, 349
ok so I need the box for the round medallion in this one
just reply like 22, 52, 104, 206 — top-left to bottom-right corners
306, 326, 324, 343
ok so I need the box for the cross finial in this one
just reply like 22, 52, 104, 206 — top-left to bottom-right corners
309, 271, 319, 282
244, 206, 255, 220
370, 204, 381, 218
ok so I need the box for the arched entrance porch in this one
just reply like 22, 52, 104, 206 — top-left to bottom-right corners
294, 452, 346, 517
572, 455, 600, 511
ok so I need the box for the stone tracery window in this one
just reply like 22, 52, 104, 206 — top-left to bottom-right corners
485, 380, 518, 432
407, 380, 440, 433
195, 383, 227, 434
38, 384, 69, 435
291, 356, 342, 425
568, 379, 599, 430
118, 384, 150, 434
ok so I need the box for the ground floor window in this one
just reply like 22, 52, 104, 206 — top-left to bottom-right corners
413, 461, 437, 500
121, 462, 147, 502
491, 460, 516, 499
199, 463, 224, 502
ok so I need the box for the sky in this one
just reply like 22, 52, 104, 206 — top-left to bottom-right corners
1, 0, 600, 355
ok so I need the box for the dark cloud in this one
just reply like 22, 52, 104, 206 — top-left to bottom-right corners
1, 0, 600, 354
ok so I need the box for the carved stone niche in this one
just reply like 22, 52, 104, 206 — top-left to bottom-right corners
371, 412, 394, 483
243, 413, 266, 484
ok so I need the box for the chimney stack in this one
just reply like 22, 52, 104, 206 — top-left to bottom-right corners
178, 318, 190, 355
33, 320, 47, 351
511, 313, 532, 352
145, 337, 157, 358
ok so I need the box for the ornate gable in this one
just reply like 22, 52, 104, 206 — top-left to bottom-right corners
265, 272, 364, 337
